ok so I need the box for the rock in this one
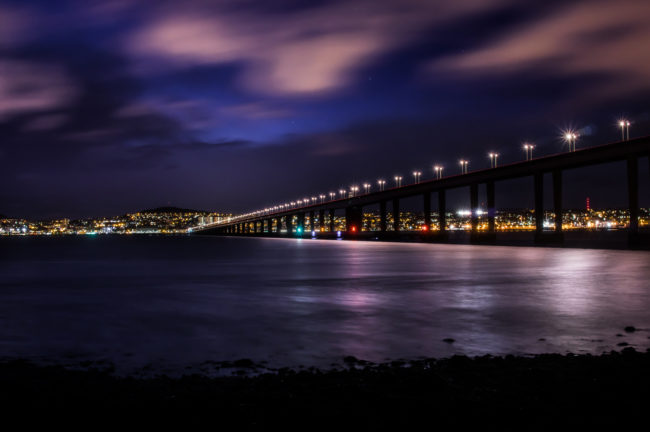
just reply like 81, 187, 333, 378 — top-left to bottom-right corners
443, 338, 455, 344
624, 326, 636, 333
617, 342, 629, 347
616, 334, 624, 337
343, 356, 358, 364
538, 338, 546, 342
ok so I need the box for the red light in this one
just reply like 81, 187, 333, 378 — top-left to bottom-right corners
351, 226, 357, 232
421, 225, 429, 231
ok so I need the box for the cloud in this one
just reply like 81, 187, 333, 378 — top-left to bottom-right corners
0, 5, 33, 48
127, 0, 509, 96
431, 0, 650, 97
0, 60, 77, 120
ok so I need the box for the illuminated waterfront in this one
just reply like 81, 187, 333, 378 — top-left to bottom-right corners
2, 236, 649, 374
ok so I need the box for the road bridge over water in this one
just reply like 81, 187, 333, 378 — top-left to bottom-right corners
194, 136, 650, 248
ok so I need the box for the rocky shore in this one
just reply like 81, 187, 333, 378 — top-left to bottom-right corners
2, 348, 650, 427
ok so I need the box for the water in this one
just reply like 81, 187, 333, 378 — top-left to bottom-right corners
1, 236, 649, 373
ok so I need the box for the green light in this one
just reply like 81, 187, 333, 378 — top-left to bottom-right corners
296, 227, 303, 234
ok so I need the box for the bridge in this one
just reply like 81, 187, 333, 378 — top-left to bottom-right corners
193, 136, 650, 248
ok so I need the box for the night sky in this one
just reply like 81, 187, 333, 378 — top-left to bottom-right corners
2, 0, 650, 219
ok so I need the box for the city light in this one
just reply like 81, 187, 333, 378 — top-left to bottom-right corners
412, 171, 421, 184
459, 160, 469, 174
363, 183, 371, 194
377, 179, 386, 191
394, 176, 403, 187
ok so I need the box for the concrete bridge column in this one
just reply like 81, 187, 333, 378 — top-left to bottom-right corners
628, 157, 639, 234
276, 217, 282, 233
423, 192, 431, 231
487, 181, 496, 233
534, 172, 544, 235
553, 170, 563, 236
470, 183, 479, 232
296, 213, 305, 235
380, 200, 387, 232
438, 190, 447, 232
309, 211, 315, 233
286, 215, 293, 234
345, 206, 363, 233
329, 209, 335, 232
392, 198, 400, 232
319, 210, 325, 231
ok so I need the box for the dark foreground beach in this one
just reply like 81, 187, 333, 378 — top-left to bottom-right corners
2, 349, 649, 428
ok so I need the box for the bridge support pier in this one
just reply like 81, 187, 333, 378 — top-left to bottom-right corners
286, 215, 293, 235
296, 213, 305, 235
380, 201, 387, 232
329, 209, 335, 232
309, 211, 315, 233
319, 210, 325, 232
553, 170, 563, 236
392, 199, 400, 232
534, 171, 564, 245
423, 192, 431, 232
437, 190, 447, 240
470, 183, 479, 231
345, 206, 363, 234
487, 181, 496, 233
628, 157, 641, 248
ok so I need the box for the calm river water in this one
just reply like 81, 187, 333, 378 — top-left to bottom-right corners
1, 236, 649, 373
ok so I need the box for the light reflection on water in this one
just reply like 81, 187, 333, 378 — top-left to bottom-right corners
0, 236, 649, 372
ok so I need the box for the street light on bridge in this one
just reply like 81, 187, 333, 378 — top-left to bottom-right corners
412, 171, 422, 184
563, 132, 578, 152
433, 165, 443, 179
363, 183, 371, 194
319, 194, 325, 203
488, 152, 499, 168
459, 160, 468, 174
339, 189, 347, 198
394, 176, 403, 187
350, 185, 359, 197
377, 179, 386, 191
523, 143, 534, 161
619, 120, 630, 141
329, 192, 336, 200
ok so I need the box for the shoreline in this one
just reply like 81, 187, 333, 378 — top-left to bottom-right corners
2, 349, 650, 426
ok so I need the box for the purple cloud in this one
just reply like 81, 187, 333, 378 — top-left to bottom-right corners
431, 0, 650, 98
0, 60, 77, 120
126, 0, 509, 96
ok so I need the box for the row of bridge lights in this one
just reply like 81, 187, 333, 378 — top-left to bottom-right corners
235, 121, 633, 220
